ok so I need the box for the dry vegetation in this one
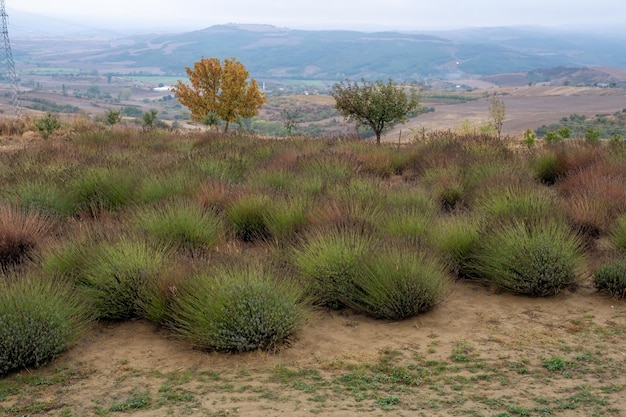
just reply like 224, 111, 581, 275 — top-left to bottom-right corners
0, 117, 625, 416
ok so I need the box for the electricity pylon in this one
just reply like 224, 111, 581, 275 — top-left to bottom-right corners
0, 0, 20, 116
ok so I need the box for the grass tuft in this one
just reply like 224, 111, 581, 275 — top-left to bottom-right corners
0, 273, 92, 376
133, 201, 223, 251
169, 265, 305, 352
531, 150, 563, 185
67, 167, 138, 215
593, 260, 626, 299
9, 181, 71, 216
429, 214, 482, 279
0, 204, 53, 271
226, 194, 271, 242
470, 220, 584, 296
80, 238, 171, 320
477, 185, 560, 226
292, 228, 373, 307
609, 215, 626, 251
263, 196, 309, 243
347, 247, 450, 320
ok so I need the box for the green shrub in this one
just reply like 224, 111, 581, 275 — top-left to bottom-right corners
11, 181, 71, 216
470, 220, 583, 296
226, 194, 271, 242
249, 169, 293, 192
292, 228, 373, 307
593, 260, 626, 299
585, 128, 600, 144
34, 112, 61, 139
133, 201, 223, 251
523, 129, 536, 148
137, 171, 199, 204
610, 215, 626, 251
0, 274, 92, 375
169, 266, 305, 352
80, 238, 170, 320
347, 247, 450, 320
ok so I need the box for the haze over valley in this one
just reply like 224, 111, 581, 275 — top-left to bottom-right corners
4, 6, 626, 138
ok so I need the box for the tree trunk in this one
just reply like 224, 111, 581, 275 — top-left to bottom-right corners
375, 130, 382, 145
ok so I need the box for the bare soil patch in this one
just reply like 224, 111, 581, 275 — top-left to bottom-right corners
3, 279, 624, 416
386, 86, 626, 140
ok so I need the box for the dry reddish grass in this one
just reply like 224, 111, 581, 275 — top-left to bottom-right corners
195, 179, 239, 213
0, 204, 54, 271
557, 154, 626, 237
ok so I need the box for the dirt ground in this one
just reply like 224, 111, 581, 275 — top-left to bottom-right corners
3, 278, 624, 416
66, 280, 623, 371
385, 86, 626, 141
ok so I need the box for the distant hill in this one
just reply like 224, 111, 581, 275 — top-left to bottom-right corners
13, 24, 626, 82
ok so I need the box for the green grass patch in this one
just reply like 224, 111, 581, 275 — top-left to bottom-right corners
133, 200, 223, 251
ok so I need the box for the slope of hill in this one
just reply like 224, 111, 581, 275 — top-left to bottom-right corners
13, 24, 626, 82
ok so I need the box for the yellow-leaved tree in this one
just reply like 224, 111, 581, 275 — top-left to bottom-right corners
173, 57, 266, 132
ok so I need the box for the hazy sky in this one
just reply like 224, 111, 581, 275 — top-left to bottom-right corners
10, 0, 626, 32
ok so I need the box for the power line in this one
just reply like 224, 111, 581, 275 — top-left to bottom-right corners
0, 0, 20, 117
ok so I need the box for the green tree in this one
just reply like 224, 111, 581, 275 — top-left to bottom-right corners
142, 109, 158, 129
544, 131, 561, 144
585, 128, 600, 144
523, 129, 536, 149
173, 57, 266, 133
87, 85, 101, 98
331, 79, 420, 145
557, 126, 571, 139
488, 96, 506, 140
34, 112, 61, 139
609, 133, 622, 144
280, 108, 301, 135
118, 88, 132, 102
105, 108, 122, 126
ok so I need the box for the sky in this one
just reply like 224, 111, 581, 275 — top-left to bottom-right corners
9, 0, 626, 34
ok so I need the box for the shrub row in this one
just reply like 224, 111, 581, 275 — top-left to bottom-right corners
293, 228, 450, 320
2, 128, 626, 375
